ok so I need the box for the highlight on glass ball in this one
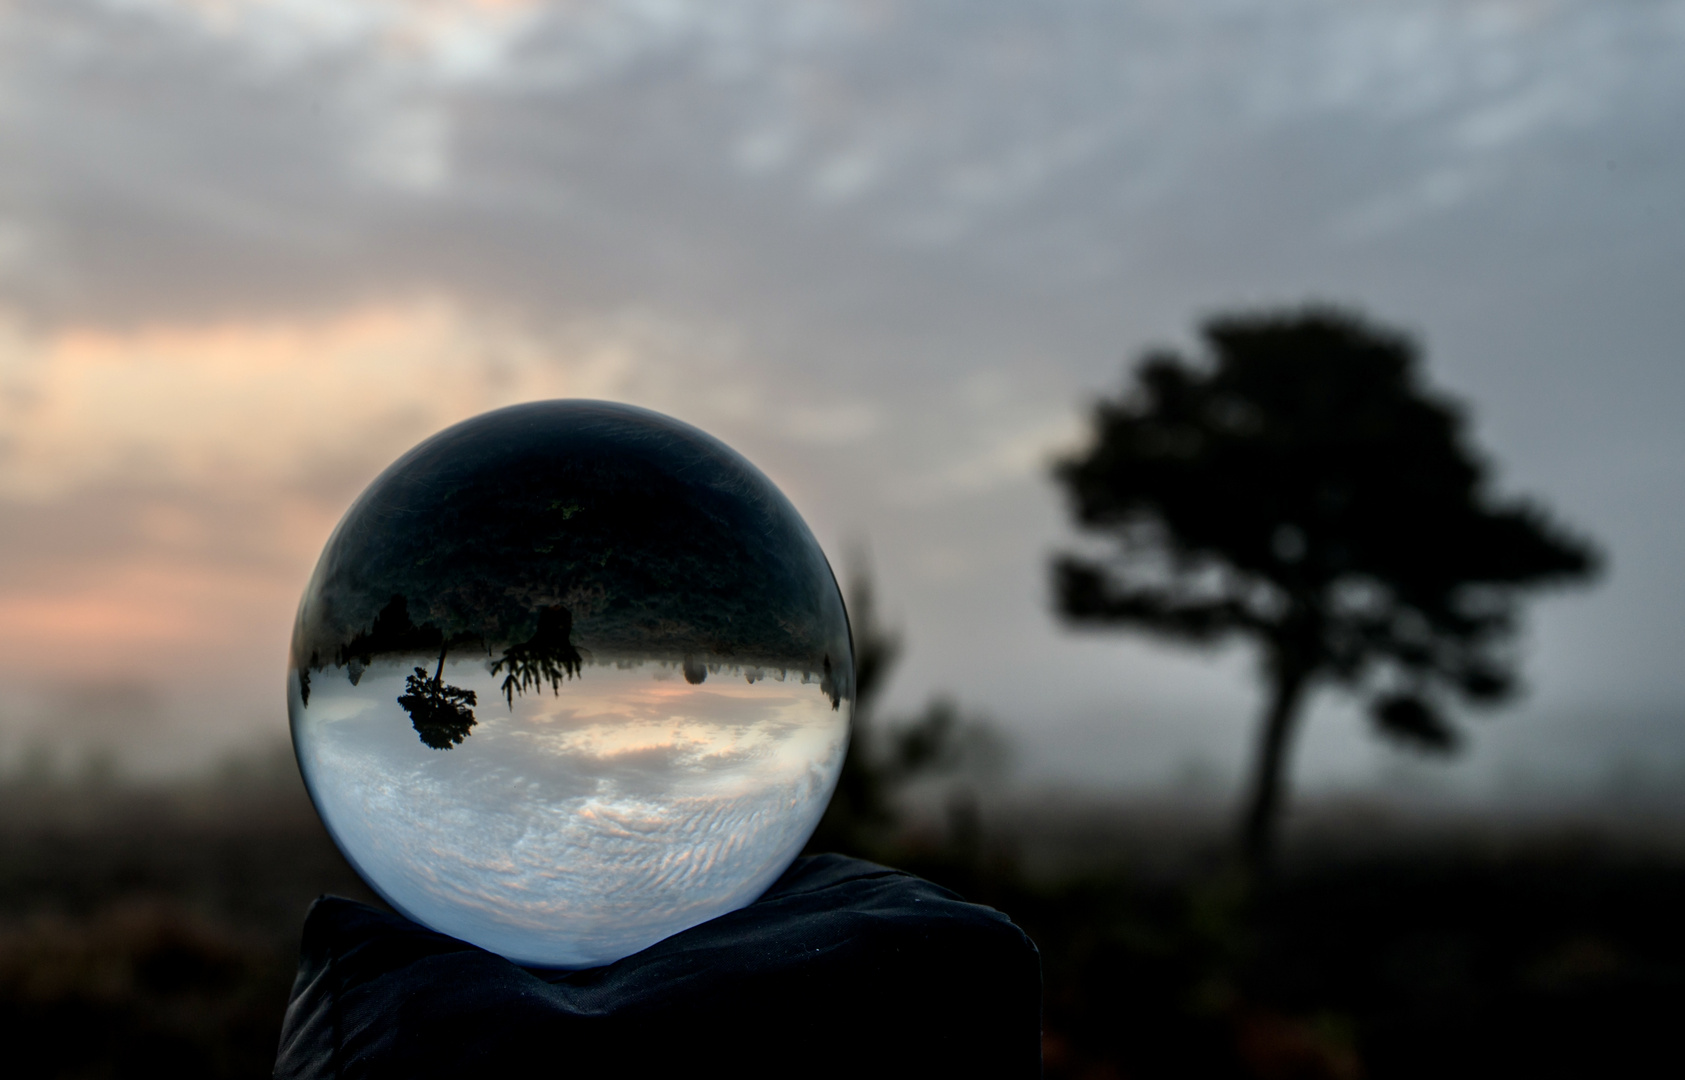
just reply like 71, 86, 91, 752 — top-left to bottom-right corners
286, 401, 853, 969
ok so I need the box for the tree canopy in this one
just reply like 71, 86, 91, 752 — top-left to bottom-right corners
1052, 307, 1599, 867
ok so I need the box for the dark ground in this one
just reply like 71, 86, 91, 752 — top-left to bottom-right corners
2, 760, 1682, 1079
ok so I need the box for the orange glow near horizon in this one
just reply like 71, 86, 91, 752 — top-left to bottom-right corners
0, 296, 837, 712
0, 300, 669, 690
0, 561, 297, 678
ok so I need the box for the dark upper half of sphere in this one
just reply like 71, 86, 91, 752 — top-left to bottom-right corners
292, 401, 851, 693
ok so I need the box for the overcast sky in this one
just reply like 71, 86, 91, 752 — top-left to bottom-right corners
1, 0, 1682, 799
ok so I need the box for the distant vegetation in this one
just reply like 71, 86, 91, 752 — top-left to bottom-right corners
6, 721, 1685, 1076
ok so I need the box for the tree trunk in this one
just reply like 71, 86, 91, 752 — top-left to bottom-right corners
1240, 661, 1310, 878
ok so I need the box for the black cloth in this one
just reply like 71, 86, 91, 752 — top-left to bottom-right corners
275, 854, 1042, 1078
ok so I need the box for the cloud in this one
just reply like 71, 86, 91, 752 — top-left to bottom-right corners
885, 370, 1079, 504
10, 0, 1676, 327
0, 299, 822, 501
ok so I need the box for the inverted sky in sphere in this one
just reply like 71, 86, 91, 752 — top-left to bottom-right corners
294, 661, 846, 967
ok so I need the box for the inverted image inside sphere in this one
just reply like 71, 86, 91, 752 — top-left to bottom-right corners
287, 401, 853, 969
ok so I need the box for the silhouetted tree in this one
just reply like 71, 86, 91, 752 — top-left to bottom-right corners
398, 645, 479, 750
329, 595, 586, 749
339, 596, 445, 681
1052, 306, 1598, 873
490, 605, 584, 706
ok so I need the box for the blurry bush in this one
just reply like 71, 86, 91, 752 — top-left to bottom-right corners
0, 743, 377, 1079
805, 557, 1010, 859
0, 903, 286, 1079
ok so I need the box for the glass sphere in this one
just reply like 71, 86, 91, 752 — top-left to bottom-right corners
287, 401, 853, 968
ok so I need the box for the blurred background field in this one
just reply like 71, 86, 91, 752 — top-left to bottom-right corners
5, 754, 1685, 1078
0, 751, 371, 1080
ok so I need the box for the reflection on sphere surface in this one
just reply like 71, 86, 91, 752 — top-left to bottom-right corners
288, 401, 852, 968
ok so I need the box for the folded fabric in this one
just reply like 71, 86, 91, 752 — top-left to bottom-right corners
275, 853, 1042, 1078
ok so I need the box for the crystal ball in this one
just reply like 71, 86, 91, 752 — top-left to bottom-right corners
287, 401, 853, 968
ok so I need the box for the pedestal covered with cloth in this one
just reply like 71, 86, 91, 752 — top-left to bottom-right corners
275, 854, 1042, 1078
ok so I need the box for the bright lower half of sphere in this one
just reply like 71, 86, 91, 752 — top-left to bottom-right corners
290, 657, 847, 968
